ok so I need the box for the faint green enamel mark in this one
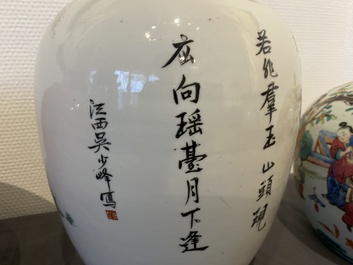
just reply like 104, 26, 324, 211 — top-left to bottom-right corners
65, 212, 75, 226
52, 195, 76, 227
345, 106, 353, 114
310, 105, 337, 126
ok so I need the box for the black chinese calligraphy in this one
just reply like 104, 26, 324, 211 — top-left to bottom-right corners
181, 208, 201, 229
264, 124, 276, 150
164, 34, 208, 252
256, 29, 271, 55
260, 82, 278, 124
263, 58, 278, 79
88, 99, 118, 220
251, 204, 268, 231
162, 34, 195, 68
173, 75, 201, 105
175, 109, 203, 138
256, 175, 273, 202
88, 131, 111, 153
253, 28, 279, 231
186, 177, 199, 205
179, 141, 207, 174
179, 231, 209, 253
262, 162, 275, 174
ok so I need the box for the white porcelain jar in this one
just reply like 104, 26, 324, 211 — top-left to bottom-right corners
294, 81, 353, 263
34, 0, 301, 264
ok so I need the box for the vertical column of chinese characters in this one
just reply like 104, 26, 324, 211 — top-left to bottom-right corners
251, 29, 278, 231
88, 99, 118, 221
162, 34, 209, 253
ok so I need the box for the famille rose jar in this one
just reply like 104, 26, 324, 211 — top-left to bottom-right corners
34, 0, 301, 264
294, 81, 353, 263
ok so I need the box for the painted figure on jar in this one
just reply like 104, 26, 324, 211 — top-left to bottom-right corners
342, 176, 353, 231
326, 122, 353, 208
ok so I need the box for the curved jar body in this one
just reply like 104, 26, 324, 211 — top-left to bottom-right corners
35, 0, 301, 264
294, 81, 353, 263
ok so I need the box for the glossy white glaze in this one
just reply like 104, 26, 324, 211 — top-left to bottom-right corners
35, 0, 301, 264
